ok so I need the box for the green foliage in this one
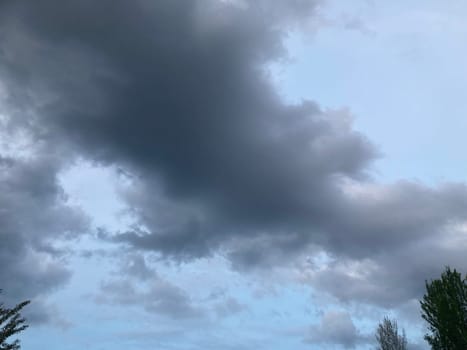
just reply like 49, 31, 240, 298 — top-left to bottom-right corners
420, 267, 467, 350
375, 317, 407, 350
0, 292, 30, 350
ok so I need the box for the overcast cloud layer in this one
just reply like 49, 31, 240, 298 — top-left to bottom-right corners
0, 1, 466, 349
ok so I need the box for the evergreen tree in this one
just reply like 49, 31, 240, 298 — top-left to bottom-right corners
420, 267, 467, 349
0, 292, 30, 350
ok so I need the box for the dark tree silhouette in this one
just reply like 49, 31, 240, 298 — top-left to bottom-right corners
0, 292, 30, 350
375, 317, 407, 350
420, 267, 467, 350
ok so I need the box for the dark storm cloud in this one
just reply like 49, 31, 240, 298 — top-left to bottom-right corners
1, 0, 467, 314
0, 0, 375, 258
0, 154, 87, 323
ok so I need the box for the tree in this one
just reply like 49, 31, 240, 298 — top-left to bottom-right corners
420, 267, 467, 349
0, 292, 30, 350
375, 317, 407, 350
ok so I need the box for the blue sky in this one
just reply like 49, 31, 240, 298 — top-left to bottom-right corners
1, 1, 467, 350
274, 0, 467, 184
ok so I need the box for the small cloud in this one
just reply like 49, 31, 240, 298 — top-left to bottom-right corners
305, 311, 370, 349
214, 297, 247, 318
96, 278, 204, 320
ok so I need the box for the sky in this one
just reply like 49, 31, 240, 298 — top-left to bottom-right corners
0, 1, 466, 349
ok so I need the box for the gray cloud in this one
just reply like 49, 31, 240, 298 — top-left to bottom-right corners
302, 183, 467, 307
94, 252, 204, 320
97, 278, 204, 320
305, 311, 370, 349
214, 296, 247, 318
326, 181, 467, 258
0, 153, 87, 323
119, 253, 157, 281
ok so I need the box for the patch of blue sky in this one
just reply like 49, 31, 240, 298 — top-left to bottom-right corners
272, 0, 467, 185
